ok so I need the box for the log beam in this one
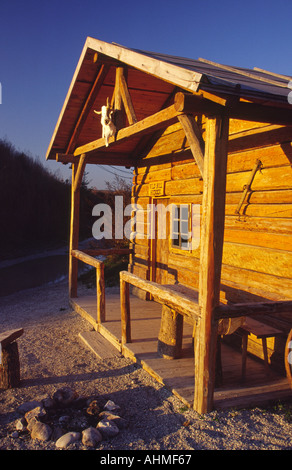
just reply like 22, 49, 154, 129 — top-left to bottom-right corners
56, 152, 134, 166
175, 91, 292, 126
215, 300, 292, 320
120, 271, 200, 321
73, 105, 182, 156
71, 249, 103, 269
229, 101, 292, 126
174, 92, 224, 115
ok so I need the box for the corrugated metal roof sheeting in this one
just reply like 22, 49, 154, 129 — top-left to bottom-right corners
130, 47, 291, 103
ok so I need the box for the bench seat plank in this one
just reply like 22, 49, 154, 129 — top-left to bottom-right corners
0, 329, 24, 348
240, 318, 282, 338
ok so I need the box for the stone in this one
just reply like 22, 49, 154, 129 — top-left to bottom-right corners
30, 422, 52, 441
96, 419, 119, 438
17, 400, 42, 414
99, 411, 127, 429
82, 427, 103, 447
55, 431, 81, 449
25, 406, 46, 423
103, 400, 120, 412
27, 417, 40, 432
15, 417, 27, 431
53, 387, 78, 407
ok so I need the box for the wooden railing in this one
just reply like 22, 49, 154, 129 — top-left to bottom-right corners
119, 270, 292, 347
119, 270, 201, 345
71, 248, 132, 325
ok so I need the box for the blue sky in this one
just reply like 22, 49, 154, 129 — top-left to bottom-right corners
0, 0, 291, 188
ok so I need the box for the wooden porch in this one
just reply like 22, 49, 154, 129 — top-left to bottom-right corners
70, 290, 292, 411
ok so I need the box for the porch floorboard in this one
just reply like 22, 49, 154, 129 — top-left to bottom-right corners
70, 292, 292, 411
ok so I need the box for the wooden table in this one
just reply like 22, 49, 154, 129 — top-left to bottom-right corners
239, 318, 282, 380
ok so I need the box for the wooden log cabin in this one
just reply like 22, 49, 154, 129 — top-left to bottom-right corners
46, 37, 292, 413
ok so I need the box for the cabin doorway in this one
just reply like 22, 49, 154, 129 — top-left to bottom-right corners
150, 197, 170, 285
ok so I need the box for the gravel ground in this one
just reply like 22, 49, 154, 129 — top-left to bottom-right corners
1, 280, 292, 451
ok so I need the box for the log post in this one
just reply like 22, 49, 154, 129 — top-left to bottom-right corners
96, 263, 105, 324
0, 329, 23, 389
120, 278, 131, 345
157, 305, 183, 359
194, 114, 229, 414
69, 157, 85, 298
0, 342, 20, 389
114, 67, 127, 130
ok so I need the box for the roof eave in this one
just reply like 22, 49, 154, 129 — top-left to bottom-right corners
46, 37, 204, 161
86, 37, 203, 93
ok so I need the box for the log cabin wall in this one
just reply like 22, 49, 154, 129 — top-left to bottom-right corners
129, 117, 292, 367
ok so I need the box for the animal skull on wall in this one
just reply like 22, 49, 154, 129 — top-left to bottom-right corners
94, 98, 116, 147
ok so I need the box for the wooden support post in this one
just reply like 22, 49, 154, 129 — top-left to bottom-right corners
120, 278, 131, 345
69, 163, 80, 298
96, 263, 105, 324
119, 70, 137, 125
114, 67, 126, 130
194, 114, 229, 414
157, 305, 183, 359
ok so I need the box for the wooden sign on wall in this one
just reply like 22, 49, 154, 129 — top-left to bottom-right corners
149, 181, 165, 197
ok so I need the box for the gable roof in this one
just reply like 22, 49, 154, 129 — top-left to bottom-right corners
123, 45, 291, 102
46, 37, 292, 162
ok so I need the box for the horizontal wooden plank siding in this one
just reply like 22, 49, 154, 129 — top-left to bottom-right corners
130, 118, 292, 326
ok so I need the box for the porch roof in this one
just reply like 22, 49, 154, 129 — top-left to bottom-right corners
46, 37, 292, 162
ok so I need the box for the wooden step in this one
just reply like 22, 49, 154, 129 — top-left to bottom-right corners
79, 331, 121, 360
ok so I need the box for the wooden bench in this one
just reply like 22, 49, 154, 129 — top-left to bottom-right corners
238, 318, 282, 379
0, 328, 24, 389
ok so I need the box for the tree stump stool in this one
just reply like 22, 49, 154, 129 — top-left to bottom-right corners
0, 328, 23, 389
157, 305, 183, 359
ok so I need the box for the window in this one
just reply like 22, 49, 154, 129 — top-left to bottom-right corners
171, 204, 191, 251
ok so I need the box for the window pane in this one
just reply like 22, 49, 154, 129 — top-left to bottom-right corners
180, 205, 189, 221
171, 204, 191, 251
180, 220, 189, 236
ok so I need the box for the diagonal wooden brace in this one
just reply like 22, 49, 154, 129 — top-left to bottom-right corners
177, 114, 205, 178
73, 154, 87, 193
